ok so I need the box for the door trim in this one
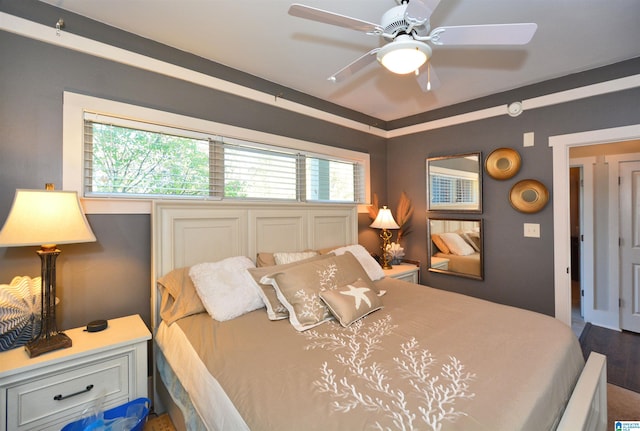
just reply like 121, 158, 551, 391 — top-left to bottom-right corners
550, 124, 640, 327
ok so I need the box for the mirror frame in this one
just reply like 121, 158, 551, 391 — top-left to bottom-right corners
427, 217, 484, 280
426, 152, 482, 213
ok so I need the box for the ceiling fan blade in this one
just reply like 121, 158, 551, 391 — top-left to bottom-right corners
416, 61, 440, 92
289, 4, 383, 34
405, 0, 441, 25
328, 49, 380, 83
430, 23, 537, 45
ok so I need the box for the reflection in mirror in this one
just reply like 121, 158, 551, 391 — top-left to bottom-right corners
428, 218, 483, 280
426, 153, 482, 212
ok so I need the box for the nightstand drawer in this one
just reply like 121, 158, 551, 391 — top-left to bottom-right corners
394, 272, 419, 283
7, 354, 130, 430
383, 263, 419, 284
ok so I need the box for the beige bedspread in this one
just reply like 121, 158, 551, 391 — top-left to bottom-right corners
171, 278, 583, 431
434, 251, 481, 277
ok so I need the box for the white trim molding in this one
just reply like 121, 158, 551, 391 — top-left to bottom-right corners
2, 11, 639, 139
549, 124, 640, 327
0, 12, 385, 137
63, 92, 371, 214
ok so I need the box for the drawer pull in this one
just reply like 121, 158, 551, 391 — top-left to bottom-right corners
53, 384, 94, 401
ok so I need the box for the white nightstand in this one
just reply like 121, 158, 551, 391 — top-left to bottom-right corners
430, 256, 450, 270
383, 262, 420, 283
0, 314, 151, 431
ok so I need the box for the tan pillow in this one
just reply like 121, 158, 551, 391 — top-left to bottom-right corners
431, 234, 450, 254
158, 267, 206, 325
317, 245, 346, 255
248, 253, 334, 320
256, 252, 276, 267
260, 252, 377, 331
320, 278, 383, 327
329, 244, 385, 281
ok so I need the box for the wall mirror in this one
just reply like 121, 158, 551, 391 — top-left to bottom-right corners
428, 218, 483, 280
426, 153, 482, 212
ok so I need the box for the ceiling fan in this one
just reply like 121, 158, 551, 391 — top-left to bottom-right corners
289, 0, 537, 92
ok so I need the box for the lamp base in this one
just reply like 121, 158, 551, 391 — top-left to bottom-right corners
25, 332, 72, 358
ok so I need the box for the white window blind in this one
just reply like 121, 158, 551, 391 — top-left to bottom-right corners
83, 113, 365, 203
429, 167, 479, 209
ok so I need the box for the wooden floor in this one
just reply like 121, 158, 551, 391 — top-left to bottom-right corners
144, 413, 176, 431
579, 323, 640, 393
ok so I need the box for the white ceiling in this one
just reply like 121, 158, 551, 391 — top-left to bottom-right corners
39, 0, 640, 122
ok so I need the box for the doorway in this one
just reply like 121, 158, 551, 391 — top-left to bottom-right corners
550, 124, 640, 329
569, 166, 583, 336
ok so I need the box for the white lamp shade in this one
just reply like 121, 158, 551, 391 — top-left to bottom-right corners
0, 189, 96, 247
370, 207, 400, 230
378, 37, 431, 75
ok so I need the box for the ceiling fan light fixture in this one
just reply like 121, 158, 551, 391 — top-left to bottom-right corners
377, 37, 432, 75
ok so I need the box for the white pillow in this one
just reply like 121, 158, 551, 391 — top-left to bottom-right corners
330, 244, 385, 281
273, 251, 318, 265
189, 256, 264, 321
459, 231, 481, 252
439, 233, 475, 256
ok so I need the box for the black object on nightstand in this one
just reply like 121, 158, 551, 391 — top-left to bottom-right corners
85, 320, 108, 332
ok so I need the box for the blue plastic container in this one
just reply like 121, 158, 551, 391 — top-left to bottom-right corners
61, 397, 150, 431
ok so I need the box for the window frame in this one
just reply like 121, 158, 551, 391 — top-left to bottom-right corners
63, 92, 370, 214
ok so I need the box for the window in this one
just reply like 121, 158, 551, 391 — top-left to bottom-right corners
430, 175, 477, 205
65, 93, 370, 213
428, 169, 479, 209
85, 120, 212, 198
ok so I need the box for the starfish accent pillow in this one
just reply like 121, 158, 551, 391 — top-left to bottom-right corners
320, 278, 383, 327
260, 252, 377, 331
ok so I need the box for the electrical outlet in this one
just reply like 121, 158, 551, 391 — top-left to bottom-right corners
524, 223, 540, 238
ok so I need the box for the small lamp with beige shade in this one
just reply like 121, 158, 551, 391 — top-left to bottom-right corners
0, 184, 96, 357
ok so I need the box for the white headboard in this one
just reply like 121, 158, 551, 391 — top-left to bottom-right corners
150, 201, 358, 331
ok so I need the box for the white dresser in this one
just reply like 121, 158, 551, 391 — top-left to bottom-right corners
0, 315, 151, 431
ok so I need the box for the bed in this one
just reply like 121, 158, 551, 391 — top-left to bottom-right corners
150, 201, 607, 431
429, 219, 483, 278
433, 251, 481, 277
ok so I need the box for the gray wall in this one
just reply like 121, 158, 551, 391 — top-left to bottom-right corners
0, 5, 386, 331
1, 1, 639, 332
387, 87, 640, 316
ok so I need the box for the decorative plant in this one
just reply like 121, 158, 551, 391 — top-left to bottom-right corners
367, 193, 380, 221
395, 191, 414, 243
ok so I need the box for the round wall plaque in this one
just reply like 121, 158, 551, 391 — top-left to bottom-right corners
509, 179, 549, 213
485, 147, 521, 180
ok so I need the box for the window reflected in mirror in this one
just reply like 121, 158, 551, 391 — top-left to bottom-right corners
428, 218, 483, 280
426, 153, 482, 213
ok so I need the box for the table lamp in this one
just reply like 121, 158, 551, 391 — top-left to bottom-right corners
370, 206, 399, 269
0, 184, 96, 357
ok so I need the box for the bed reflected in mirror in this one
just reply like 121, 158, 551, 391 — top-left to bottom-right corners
426, 153, 482, 213
428, 218, 483, 280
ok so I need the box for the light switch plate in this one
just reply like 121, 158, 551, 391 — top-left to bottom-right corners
523, 132, 534, 147
524, 223, 540, 238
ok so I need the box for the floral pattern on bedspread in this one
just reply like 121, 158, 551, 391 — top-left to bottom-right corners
303, 315, 476, 431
